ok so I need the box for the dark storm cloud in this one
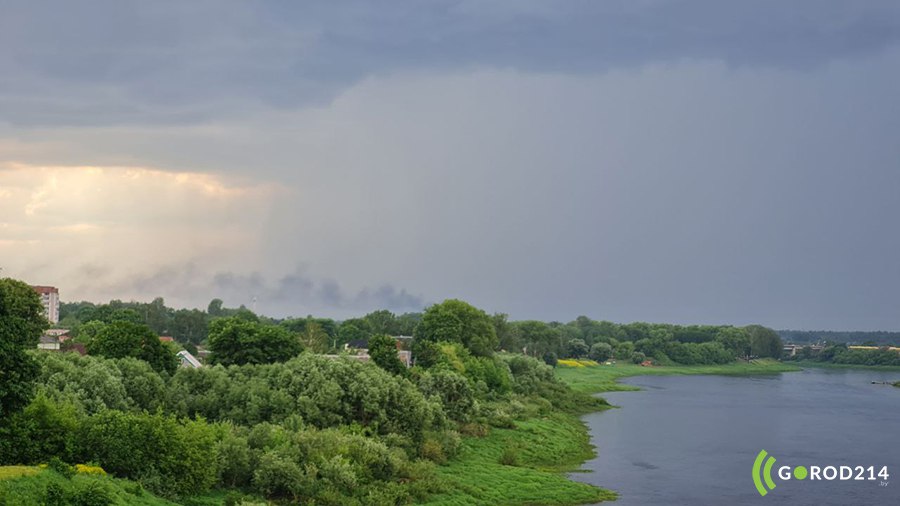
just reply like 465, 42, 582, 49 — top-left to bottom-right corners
4, 1, 900, 331
82, 263, 424, 317
2, 0, 900, 126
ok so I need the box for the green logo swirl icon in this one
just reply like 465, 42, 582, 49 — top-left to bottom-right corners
752, 450, 778, 497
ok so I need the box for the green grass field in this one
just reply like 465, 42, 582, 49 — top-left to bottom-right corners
555, 359, 800, 394
422, 412, 616, 506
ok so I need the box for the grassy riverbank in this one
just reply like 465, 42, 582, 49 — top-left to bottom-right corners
555, 359, 800, 394
423, 412, 617, 506
425, 360, 799, 506
787, 360, 900, 372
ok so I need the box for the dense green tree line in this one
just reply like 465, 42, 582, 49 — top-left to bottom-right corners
784, 343, 900, 366
778, 330, 900, 347
494, 316, 782, 365
6, 281, 788, 504
60, 298, 422, 354
4, 280, 604, 504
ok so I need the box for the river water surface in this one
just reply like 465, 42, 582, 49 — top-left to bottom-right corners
570, 368, 899, 505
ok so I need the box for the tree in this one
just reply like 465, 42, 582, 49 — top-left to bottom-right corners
299, 320, 330, 353
0, 278, 48, 419
171, 308, 208, 344
589, 342, 613, 362
207, 298, 224, 317
87, 320, 178, 374
567, 338, 589, 358
515, 320, 562, 357
492, 313, 520, 352
745, 325, 783, 359
337, 322, 367, 346
542, 352, 558, 367
715, 327, 750, 359
415, 299, 498, 357
363, 310, 398, 335
368, 334, 406, 376
208, 317, 302, 366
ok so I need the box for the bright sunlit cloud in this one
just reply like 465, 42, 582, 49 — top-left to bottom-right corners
0, 163, 281, 300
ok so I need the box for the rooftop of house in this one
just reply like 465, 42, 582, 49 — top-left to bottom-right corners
31, 285, 59, 294
176, 350, 203, 368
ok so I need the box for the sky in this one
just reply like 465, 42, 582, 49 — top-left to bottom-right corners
2, 1, 900, 330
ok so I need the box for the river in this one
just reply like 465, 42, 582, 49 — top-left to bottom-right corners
570, 367, 899, 505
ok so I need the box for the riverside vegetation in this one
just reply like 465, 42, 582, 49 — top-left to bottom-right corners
1, 277, 796, 505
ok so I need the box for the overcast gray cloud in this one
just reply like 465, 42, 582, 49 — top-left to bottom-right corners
2, 1, 900, 330
3, 1, 900, 126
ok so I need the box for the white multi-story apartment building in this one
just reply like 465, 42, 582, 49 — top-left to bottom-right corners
31, 285, 60, 324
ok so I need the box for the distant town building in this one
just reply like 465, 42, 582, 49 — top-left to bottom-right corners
159, 336, 174, 343
176, 350, 203, 368
38, 335, 60, 351
45, 328, 71, 341
31, 285, 60, 324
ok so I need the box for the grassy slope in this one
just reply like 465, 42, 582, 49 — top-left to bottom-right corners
0, 467, 179, 506
425, 360, 799, 506
423, 413, 616, 506
555, 359, 800, 395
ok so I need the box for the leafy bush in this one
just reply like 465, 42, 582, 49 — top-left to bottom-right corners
47, 458, 74, 479
589, 342, 613, 362
418, 370, 476, 422
500, 354, 556, 396
168, 354, 438, 442
76, 410, 218, 498
463, 356, 512, 396
0, 393, 81, 465
499, 444, 520, 466
247, 425, 424, 504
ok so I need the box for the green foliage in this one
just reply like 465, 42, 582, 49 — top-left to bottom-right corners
47, 458, 75, 479
418, 370, 476, 422
746, 324, 783, 359
502, 355, 557, 396
0, 278, 47, 420
514, 321, 561, 357
208, 317, 303, 366
462, 357, 512, 396
0, 393, 81, 465
422, 412, 615, 506
33, 353, 169, 414
76, 410, 218, 498
631, 351, 647, 364
0, 468, 174, 506
168, 354, 437, 441
415, 300, 498, 357
542, 352, 558, 367
86, 321, 178, 374
566, 339, 589, 358
789, 345, 900, 366
245, 424, 434, 504
368, 334, 407, 376
589, 342, 612, 362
